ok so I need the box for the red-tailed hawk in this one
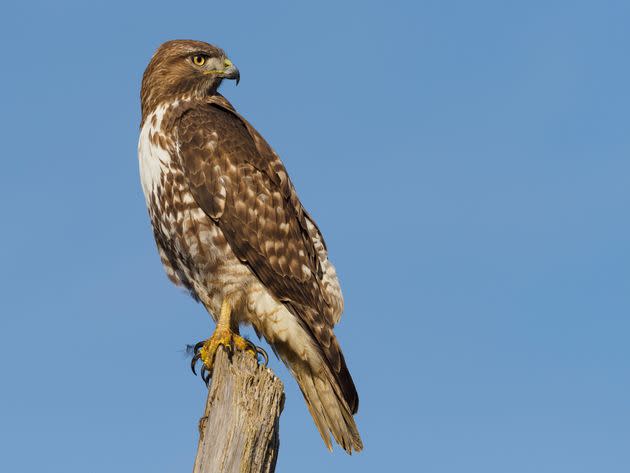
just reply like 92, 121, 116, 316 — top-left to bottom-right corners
138, 40, 362, 453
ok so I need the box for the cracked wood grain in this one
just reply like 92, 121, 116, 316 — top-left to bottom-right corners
193, 349, 285, 473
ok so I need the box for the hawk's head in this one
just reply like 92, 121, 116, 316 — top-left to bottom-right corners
141, 40, 239, 119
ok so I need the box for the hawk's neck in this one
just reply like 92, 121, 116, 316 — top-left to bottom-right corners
140, 93, 236, 128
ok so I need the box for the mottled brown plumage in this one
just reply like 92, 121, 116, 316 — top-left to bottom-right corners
138, 40, 361, 452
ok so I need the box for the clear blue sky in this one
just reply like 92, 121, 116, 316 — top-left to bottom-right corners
1, 1, 628, 472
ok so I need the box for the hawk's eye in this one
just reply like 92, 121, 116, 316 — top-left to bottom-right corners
192, 55, 207, 66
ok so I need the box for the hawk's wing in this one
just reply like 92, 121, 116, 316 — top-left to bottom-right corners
175, 99, 357, 412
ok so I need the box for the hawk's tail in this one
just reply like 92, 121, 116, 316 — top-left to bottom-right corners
283, 343, 363, 453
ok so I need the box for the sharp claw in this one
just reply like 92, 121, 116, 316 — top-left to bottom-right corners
256, 346, 269, 366
202, 367, 211, 386
194, 341, 205, 354
242, 338, 268, 366
192, 334, 266, 384
191, 352, 201, 375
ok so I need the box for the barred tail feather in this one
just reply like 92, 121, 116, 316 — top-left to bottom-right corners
259, 305, 362, 452
294, 365, 363, 453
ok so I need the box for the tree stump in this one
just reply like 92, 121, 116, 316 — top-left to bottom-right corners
192, 349, 285, 473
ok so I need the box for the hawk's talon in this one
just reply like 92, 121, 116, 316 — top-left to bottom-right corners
191, 352, 201, 375
241, 337, 268, 366
190, 329, 269, 384
190, 340, 209, 376
201, 365, 211, 385
191, 327, 252, 384
255, 345, 269, 366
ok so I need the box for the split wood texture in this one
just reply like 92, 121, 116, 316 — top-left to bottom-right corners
193, 349, 285, 473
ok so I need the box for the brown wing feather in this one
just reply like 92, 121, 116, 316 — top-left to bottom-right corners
175, 100, 358, 413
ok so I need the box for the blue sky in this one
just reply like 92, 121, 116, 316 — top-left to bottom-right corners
1, 1, 629, 472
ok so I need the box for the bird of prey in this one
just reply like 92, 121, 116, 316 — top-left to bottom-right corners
138, 40, 362, 453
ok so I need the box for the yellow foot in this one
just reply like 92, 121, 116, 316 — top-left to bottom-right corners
190, 328, 268, 384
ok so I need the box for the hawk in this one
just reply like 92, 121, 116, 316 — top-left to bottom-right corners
138, 40, 362, 453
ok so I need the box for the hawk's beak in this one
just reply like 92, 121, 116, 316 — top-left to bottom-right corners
221, 59, 240, 85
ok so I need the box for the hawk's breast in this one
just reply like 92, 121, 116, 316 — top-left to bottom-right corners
138, 104, 172, 207
137, 101, 257, 317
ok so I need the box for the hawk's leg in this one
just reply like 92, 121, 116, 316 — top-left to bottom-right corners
191, 298, 268, 384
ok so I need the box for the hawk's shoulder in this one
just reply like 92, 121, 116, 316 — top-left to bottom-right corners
174, 99, 324, 304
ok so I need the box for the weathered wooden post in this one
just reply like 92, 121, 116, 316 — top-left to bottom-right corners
192, 349, 285, 473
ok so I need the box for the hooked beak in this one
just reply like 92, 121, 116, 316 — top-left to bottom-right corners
203, 58, 240, 85
220, 59, 240, 85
